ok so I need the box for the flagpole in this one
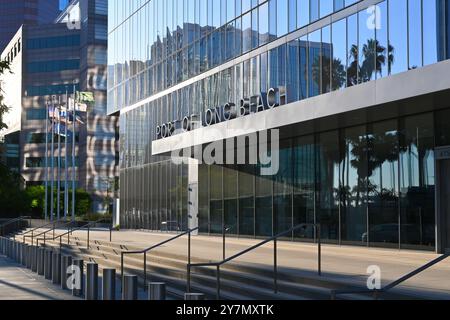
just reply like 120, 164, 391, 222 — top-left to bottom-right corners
44, 100, 49, 221
50, 98, 55, 222
72, 85, 76, 222
57, 98, 61, 221
64, 89, 69, 220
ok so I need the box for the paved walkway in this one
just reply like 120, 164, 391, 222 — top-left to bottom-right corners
0, 255, 80, 300
49, 229, 450, 299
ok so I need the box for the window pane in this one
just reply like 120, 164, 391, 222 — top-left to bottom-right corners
368, 120, 399, 248
388, 0, 408, 75
399, 113, 435, 250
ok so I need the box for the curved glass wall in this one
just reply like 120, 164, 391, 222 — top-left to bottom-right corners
109, 0, 448, 115
112, 0, 450, 250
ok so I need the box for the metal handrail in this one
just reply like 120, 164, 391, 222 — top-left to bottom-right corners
36, 218, 113, 253
25, 220, 73, 246
21, 218, 67, 243
121, 227, 199, 291
330, 253, 450, 300
0, 216, 32, 237
187, 223, 321, 300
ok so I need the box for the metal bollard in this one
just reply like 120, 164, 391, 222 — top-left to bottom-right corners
30, 246, 37, 271
13, 242, 18, 261
122, 275, 138, 300
21, 244, 27, 266
37, 247, 45, 276
16, 242, 21, 263
148, 282, 166, 301
184, 293, 206, 300
86, 263, 98, 300
44, 249, 53, 280
72, 259, 84, 297
52, 252, 61, 285
61, 255, 72, 290
102, 268, 116, 300
11, 241, 16, 260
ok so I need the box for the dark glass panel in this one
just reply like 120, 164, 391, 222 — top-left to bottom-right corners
224, 165, 238, 234
293, 135, 316, 240
316, 131, 340, 243
399, 113, 435, 250
274, 140, 293, 236
340, 126, 368, 245
368, 120, 399, 248
239, 165, 255, 236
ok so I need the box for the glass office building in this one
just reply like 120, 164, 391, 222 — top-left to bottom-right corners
108, 0, 450, 251
0, 0, 60, 53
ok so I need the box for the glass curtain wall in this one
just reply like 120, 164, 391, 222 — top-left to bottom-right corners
194, 112, 439, 250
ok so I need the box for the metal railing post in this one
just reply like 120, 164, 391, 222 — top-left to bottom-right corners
274, 238, 278, 294
217, 265, 221, 300
120, 252, 124, 293
188, 230, 191, 265
110, 226, 112, 242
87, 226, 90, 249
222, 226, 227, 260
143, 252, 147, 291
187, 265, 191, 293
317, 224, 321, 276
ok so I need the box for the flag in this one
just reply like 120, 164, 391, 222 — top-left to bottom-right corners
48, 106, 59, 120
53, 123, 74, 138
77, 92, 94, 103
76, 103, 87, 112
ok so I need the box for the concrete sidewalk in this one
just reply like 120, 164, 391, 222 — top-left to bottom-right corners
55, 229, 450, 299
0, 255, 80, 300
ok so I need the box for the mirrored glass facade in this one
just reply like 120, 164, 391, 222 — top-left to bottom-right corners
109, 0, 450, 250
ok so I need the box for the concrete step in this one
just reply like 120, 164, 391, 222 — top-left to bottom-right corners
32, 238, 371, 300
24, 235, 425, 300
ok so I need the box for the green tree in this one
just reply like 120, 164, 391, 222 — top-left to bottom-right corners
0, 164, 28, 218
24, 186, 92, 218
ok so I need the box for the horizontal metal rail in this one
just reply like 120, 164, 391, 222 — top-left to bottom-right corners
0, 216, 32, 237
35, 218, 113, 253
21, 219, 67, 243
121, 227, 199, 292
330, 253, 450, 300
187, 223, 321, 300
24, 220, 73, 246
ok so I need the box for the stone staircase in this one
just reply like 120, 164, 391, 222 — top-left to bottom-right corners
17, 229, 425, 300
